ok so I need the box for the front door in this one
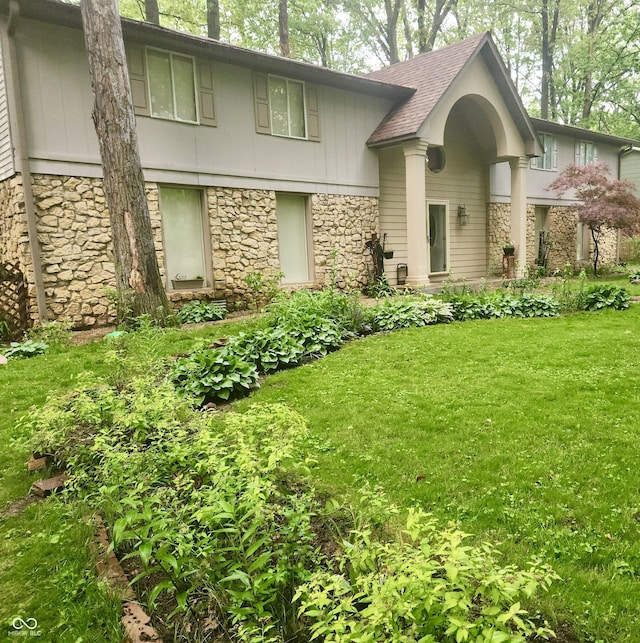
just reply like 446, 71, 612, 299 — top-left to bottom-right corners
428, 202, 448, 273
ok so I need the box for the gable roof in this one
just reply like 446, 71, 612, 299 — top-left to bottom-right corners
366, 32, 538, 149
0, 0, 414, 103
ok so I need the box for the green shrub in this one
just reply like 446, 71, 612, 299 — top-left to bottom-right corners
227, 327, 305, 373
26, 383, 318, 643
370, 296, 453, 331
446, 293, 559, 321
3, 339, 49, 359
177, 299, 226, 324
628, 269, 640, 284
295, 508, 558, 643
267, 289, 367, 338
26, 319, 73, 347
581, 284, 630, 311
171, 344, 259, 404
362, 273, 394, 298
278, 314, 344, 357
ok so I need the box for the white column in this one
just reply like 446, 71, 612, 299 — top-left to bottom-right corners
403, 140, 430, 286
509, 156, 529, 276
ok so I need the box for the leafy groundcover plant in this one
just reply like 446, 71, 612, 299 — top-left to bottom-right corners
177, 299, 227, 324
25, 373, 559, 643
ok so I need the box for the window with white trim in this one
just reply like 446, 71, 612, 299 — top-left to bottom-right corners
276, 193, 313, 283
269, 76, 306, 138
147, 48, 197, 123
531, 133, 557, 170
253, 73, 320, 141
126, 44, 216, 126
576, 140, 598, 166
159, 187, 209, 288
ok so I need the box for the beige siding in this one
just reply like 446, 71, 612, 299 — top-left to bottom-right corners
378, 108, 489, 285
0, 41, 14, 180
427, 110, 488, 280
378, 146, 407, 285
621, 152, 640, 192
18, 19, 393, 196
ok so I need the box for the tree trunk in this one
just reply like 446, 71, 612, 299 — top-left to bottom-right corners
540, 0, 559, 120
384, 0, 402, 64
416, 0, 427, 53
144, 0, 159, 24
80, 0, 170, 325
279, 0, 290, 57
207, 0, 220, 40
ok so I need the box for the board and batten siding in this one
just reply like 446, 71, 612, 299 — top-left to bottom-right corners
621, 151, 640, 193
378, 109, 489, 285
0, 39, 15, 181
17, 18, 393, 196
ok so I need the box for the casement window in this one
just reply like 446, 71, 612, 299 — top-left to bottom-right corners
253, 73, 320, 141
276, 193, 314, 283
577, 222, 591, 261
159, 187, 210, 288
575, 140, 598, 166
531, 133, 557, 170
126, 45, 216, 126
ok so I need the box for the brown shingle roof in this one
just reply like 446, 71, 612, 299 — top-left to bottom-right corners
366, 33, 490, 145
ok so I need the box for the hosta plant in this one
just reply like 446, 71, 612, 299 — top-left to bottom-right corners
171, 344, 259, 404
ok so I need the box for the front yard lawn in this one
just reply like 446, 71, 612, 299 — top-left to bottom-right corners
242, 305, 640, 642
1, 302, 639, 641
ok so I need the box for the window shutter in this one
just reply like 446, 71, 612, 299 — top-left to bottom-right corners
552, 136, 558, 169
305, 85, 321, 141
197, 60, 216, 126
253, 73, 271, 134
126, 44, 150, 117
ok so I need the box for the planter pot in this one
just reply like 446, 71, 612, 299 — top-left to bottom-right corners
171, 278, 204, 290
383, 250, 394, 259
503, 247, 515, 257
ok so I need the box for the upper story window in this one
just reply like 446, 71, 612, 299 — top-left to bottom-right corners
269, 77, 306, 138
126, 44, 217, 127
576, 140, 598, 166
147, 49, 197, 123
531, 132, 557, 170
253, 73, 321, 142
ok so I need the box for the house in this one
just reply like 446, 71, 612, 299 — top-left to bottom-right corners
0, 0, 638, 328
491, 119, 640, 273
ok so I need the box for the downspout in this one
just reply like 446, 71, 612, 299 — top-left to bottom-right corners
5, 0, 47, 323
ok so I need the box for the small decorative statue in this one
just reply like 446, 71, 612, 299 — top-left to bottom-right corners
365, 233, 385, 280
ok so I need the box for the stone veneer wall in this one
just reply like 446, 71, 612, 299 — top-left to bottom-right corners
311, 194, 378, 288
488, 202, 618, 275
0, 174, 39, 319
10, 173, 379, 327
206, 189, 378, 302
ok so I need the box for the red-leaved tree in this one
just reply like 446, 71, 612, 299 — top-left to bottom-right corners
549, 162, 640, 275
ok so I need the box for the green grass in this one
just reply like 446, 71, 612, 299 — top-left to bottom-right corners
0, 317, 263, 641
2, 305, 640, 641
240, 306, 640, 642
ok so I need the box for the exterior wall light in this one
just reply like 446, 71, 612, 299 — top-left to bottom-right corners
457, 204, 469, 226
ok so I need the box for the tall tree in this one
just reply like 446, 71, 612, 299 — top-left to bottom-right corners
207, 0, 220, 39
80, 0, 170, 324
144, 0, 159, 24
540, 0, 560, 118
279, 0, 290, 57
